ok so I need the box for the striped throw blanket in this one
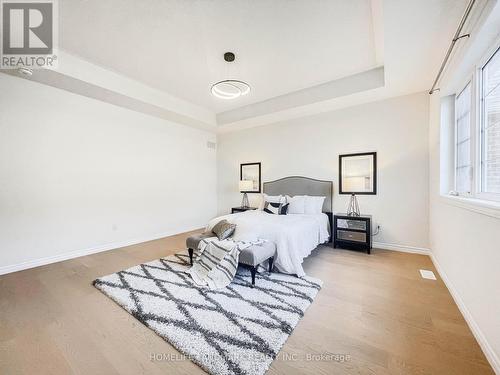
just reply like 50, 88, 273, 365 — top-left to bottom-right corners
187, 237, 263, 289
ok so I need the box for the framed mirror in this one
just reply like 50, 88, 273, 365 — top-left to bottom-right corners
240, 162, 261, 193
339, 152, 377, 195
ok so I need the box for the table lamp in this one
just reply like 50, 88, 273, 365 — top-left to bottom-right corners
239, 180, 253, 208
344, 176, 365, 216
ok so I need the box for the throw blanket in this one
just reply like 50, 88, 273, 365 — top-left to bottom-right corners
187, 237, 263, 289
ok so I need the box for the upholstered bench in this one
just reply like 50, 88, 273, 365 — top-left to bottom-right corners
186, 232, 276, 286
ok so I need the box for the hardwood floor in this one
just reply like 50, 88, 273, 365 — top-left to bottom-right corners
0, 231, 494, 375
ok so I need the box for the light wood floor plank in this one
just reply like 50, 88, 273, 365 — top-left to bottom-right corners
0, 230, 494, 375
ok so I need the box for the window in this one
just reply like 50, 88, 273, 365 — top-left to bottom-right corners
455, 83, 472, 195
445, 40, 500, 206
480, 46, 500, 197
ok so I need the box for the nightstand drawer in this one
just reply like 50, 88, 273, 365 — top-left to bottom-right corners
337, 230, 366, 243
337, 219, 366, 231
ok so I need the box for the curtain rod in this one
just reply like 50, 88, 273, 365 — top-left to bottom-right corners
429, 0, 476, 94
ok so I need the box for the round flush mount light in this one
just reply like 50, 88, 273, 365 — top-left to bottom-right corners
17, 67, 33, 77
211, 52, 250, 100
211, 80, 250, 100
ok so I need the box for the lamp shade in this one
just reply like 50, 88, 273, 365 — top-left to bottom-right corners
239, 180, 253, 192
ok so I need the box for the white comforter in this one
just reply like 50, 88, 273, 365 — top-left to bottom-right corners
207, 210, 330, 277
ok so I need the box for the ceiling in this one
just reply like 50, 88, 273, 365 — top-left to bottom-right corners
60, 0, 380, 113
12, 0, 477, 131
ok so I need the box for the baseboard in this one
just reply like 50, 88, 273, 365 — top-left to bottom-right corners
372, 241, 430, 255
430, 253, 500, 375
0, 225, 204, 276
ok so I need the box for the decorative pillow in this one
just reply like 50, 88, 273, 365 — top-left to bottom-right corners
304, 196, 326, 214
264, 201, 288, 215
258, 194, 284, 210
211, 220, 236, 240
285, 195, 306, 214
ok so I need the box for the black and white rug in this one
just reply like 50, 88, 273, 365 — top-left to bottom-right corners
93, 252, 322, 375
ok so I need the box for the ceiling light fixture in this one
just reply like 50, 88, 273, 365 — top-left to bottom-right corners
211, 80, 250, 100
17, 67, 33, 77
211, 52, 250, 100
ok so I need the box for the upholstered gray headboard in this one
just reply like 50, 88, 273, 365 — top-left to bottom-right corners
263, 176, 333, 213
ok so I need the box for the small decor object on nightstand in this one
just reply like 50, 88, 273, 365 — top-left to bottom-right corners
239, 180, 253, 208
334, 213, 372, 253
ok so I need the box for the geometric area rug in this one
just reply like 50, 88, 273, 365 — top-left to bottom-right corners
93, 251, 322, 375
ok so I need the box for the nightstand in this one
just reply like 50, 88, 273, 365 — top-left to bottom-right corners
231, 207, 257, 214
333, 214, 372, 254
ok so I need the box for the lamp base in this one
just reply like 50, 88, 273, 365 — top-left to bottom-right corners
347, 194, 360, 216
241, 192, 249, 208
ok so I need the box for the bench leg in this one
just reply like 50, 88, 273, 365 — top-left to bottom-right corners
250, 266, 257, 287
269, 257, 274, 273
188, 248, 194, 265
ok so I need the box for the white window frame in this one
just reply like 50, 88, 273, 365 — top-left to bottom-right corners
450, 39, 500, 203
476, 43, 500, 202
442, 37, 500, 218
454, 79, 474, 197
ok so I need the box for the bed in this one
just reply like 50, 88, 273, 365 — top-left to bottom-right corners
208, 176, 333, 277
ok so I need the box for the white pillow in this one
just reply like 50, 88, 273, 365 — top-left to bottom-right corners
258, 194, 284, 210
285, 195, 306, 214
257, 194, 266, 210
304, 195, 326, 214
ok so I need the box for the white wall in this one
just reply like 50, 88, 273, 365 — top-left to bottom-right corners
430, 97, 500, 373
217, 92, 430, 251
428, 3, 500, 371
0, 73, 217, 273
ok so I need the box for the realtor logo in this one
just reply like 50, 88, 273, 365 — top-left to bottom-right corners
1, 0, 58, 69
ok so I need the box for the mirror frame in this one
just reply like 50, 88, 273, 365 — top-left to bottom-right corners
339, 152, 377, 195
240, 162, 262, 193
